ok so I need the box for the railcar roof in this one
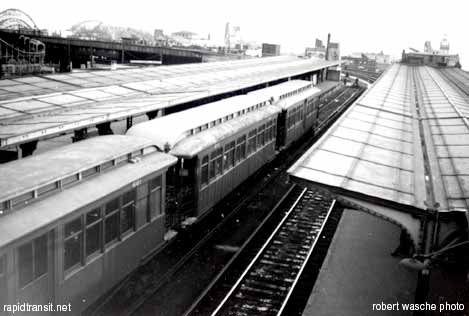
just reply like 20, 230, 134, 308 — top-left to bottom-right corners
0, 135, 155, 202
170, 105, 281, 157
247, 80, 313, 98
0, 152, 177, 249
126, 93, 270, 150
288, 64, 469, 216
277, 86, 321, 110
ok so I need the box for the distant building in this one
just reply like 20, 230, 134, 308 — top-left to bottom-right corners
171, 31, 197, 40
424, 41, 433, 53
440, 36, 449, 55
305, 38, 327, 59
401, 50, 459, 67
262, 43, 280, 57
327, 42, 340, 61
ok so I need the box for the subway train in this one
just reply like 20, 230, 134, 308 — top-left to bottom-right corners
0, 79, 344, 315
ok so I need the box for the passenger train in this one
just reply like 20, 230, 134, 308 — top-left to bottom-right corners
0, 79, 343, 315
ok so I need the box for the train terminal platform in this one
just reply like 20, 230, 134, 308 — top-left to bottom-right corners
0, 56, 338, 153
289, 63, 469, 315
302, 210, 416, 316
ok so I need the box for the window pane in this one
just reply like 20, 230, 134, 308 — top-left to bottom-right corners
0, 255, 4, 276
105, 213, 119, 244
149, 187, 162, 220
86, 223, 102, 257
65, 218, 82, 238
34, 234, 47, 278
201, 164, 209, 185
215, 156, 223, 175
86, 208, 101, 225
123, 190, 136, 205
64, 233, 82, 271
149, 176, 162, 190
18, 243, 33, 287
121, 205, 134, 234
209, 160, 216, 179
105, 198, 119, 215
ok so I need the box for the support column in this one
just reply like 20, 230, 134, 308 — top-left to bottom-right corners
96, 122, 113, 135
19, 140, 38, 158
72, 128, 88, 142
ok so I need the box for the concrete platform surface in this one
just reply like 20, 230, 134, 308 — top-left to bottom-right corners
303, 210, 417, 316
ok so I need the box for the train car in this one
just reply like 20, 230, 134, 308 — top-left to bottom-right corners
248, 80, 322, 148
127, 94, 280, 227
0, 135, 176, 316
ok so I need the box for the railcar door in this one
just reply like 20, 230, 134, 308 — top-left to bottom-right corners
165, 157, 197, 229
302, 100, 307, 129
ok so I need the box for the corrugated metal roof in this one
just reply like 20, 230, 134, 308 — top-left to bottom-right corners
0, 57, 338, 148
288, 64, 469, 216
170, 105, 281, 158
0, 135, 155, 202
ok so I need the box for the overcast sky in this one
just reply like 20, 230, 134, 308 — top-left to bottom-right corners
4, 0, 469, 68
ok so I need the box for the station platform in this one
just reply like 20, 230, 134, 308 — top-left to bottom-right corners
302, 210, 417, 316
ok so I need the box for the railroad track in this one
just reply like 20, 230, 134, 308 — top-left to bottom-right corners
203, 189, 336, 316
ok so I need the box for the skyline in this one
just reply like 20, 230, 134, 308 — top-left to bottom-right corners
2, 0, 468, 67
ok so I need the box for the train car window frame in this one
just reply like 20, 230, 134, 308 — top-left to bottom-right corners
257, 124, 265, 148
148, 176, 163, 221
85, 207, 103, 259
64, 217, 83, 274
200, 156, 209, 188
121, 189, 137, 237
104, 198, 120, 246
247, 129, 257, 156
17, 233, 48, 289
235, 135, 246, 163
223, 141, 235, 171
0, 255, 4, 278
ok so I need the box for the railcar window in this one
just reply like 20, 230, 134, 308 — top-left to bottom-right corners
64, 218, 83, 271
17, 233, 48, 288
18, 243, 33, 287
34, 235, 48, 278
121, 190, 136, 234
0, 255, 4, 277
101, 160, 114, 171
82, 166, 99, 178
0, 201, 8, 214
12, 191, 34, 208
209, 148, 223, 179
86, 208, 102, 257
62, 174, 79, 187
148, 176, 162, 221
215, 149, 223, 176
235, 136, 246, 162
224, 141, 235, 171
105, 199, 120, 244
258, 125, 265, 147
37, 182, 58, 197
247, 129, 257, 155
200, 156, 209, 187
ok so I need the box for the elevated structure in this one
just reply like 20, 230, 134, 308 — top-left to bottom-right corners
0, 56, 339, 160
289, 63, 469, 254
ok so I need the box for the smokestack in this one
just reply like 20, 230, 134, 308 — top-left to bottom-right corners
325, 33, 331, 61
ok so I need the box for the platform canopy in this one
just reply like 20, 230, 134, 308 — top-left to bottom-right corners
0, 56, 338, 148
288, 64, 469, 245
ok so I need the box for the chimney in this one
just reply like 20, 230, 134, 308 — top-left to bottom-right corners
325, 33, 331, 61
